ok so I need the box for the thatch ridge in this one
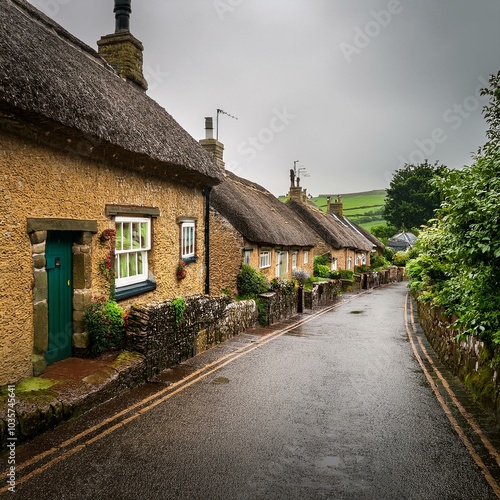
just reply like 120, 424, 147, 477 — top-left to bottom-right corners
0, 0, 223, 186
211, 171, 317, 247
288, 200, 373, 251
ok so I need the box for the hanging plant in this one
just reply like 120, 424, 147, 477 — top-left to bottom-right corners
176, 260, 187, 280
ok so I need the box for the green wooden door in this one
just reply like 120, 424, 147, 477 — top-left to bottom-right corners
46, 232, 73, 364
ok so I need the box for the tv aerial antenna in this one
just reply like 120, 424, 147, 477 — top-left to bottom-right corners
216, 108, 238, 140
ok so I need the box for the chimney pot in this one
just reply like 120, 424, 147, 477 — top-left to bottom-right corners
114, 0, 132, 32
205, 117, 214, 139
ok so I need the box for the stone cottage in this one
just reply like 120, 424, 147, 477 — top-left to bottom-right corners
0, 0, 223, 385
200, 119, 316, 295
287, 183, 375, 271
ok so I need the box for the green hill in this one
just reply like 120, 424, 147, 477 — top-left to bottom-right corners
312, 190, 386, 230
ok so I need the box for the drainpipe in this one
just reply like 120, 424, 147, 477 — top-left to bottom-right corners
203, 186, 212, 295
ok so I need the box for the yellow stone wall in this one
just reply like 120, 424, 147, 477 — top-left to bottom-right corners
0, 131, 207, 386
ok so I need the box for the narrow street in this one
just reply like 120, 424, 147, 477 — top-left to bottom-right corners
4, 282, 500, 499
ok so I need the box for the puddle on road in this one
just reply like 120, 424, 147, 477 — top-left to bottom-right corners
212, 377, 230, 384
350, 310, 365, 314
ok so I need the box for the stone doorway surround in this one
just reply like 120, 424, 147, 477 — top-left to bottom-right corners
27, 218, 98, 376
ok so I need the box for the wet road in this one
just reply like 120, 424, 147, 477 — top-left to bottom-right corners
5, 282, 500, 499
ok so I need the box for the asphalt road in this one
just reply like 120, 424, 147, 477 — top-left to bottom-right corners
5, 282, 500, 499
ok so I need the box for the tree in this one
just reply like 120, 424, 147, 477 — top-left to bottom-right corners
406, 72, 500, 345
384, 160, 448, 230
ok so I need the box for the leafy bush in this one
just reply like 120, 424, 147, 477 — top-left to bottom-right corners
338, 270, 354, 280
171, 297, 187, 326
370, 253, 390, 270
84, 298, 125, 357
313, 256, 331, 278
355, 265, 371, 273
393, 251, 410, 267
269, 278, 296, 295
236, 265, 269, 298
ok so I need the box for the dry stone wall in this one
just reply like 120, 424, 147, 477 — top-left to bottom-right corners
126, 295, 258, 378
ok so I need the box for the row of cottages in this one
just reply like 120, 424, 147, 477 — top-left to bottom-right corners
286, 181, 382, 271
199, 118, 317, 294
0, 0, 224, 385
200, 121, 383, 293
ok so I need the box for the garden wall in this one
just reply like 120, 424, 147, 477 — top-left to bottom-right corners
304, 280, 342, 309
257, 289, 298, 326
416, 300, 500, 421
127, 295, 258, 378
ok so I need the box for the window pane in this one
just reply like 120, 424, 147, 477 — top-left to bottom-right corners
138, 252, 143, 274
129, 252, 137, 276
115, 223, 123, 251
123, 223, 131, 250
120, 253, 128, 277
141, 223, 147, 248
132, 222, 140, 249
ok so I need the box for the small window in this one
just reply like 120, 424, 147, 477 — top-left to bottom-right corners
243, 249, 252, 265
331, 258, 338, 271
292, 251, 298, 269
115, 216, 151, 287
303, 250, 309, 265
362, 253, 367, 265
347, 257, 353, 270
260, 250, 271, 269
181, 221, 196, 260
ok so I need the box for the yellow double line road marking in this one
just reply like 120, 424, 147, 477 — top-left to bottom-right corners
1, 292, 366, 494
405, 293, 500, 498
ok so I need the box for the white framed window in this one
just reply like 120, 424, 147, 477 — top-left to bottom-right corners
355, 255, 360, 266
331, 258, 338, 271
292, 251, 298, 269
260, 250, 271, 269
181, 221, 196, 260
115, 216, 151, 287
243, 248, 252, 265
303, 250, 309, 265
361, 253, 367, 265
347, 257, 353, 270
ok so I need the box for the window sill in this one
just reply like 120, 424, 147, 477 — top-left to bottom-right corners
182, 256, 198, 265
115, 280, 156, 301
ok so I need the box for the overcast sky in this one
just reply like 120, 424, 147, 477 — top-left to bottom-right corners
27, 0, 500, 197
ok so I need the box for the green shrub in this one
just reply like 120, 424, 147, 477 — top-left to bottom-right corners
269, 278, 296, 295
355, 265, 371, 273
171, 297, 187, 326
84, 298, 125, 357
236, 264, 269, 297
370, 253, 390, 269
339, 270, 354, 280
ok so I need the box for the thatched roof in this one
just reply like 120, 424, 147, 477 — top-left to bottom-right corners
0, 0, 223, 186
288, 200, 373, 252
211, 171, 317, 247
337, 216, 385, 252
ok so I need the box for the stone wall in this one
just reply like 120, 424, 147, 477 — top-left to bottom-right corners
304, 280, 342, 309
416, 300, 500, 420
126, 295, 258, 378
257, 290, 298, 326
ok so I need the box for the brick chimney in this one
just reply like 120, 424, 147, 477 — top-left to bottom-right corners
199, 117, 225, 169
327, 195, 343, 216
97, 0, 148, 91
288, 168, 307, 202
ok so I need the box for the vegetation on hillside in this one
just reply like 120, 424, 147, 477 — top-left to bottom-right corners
407, 71, 500, 347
